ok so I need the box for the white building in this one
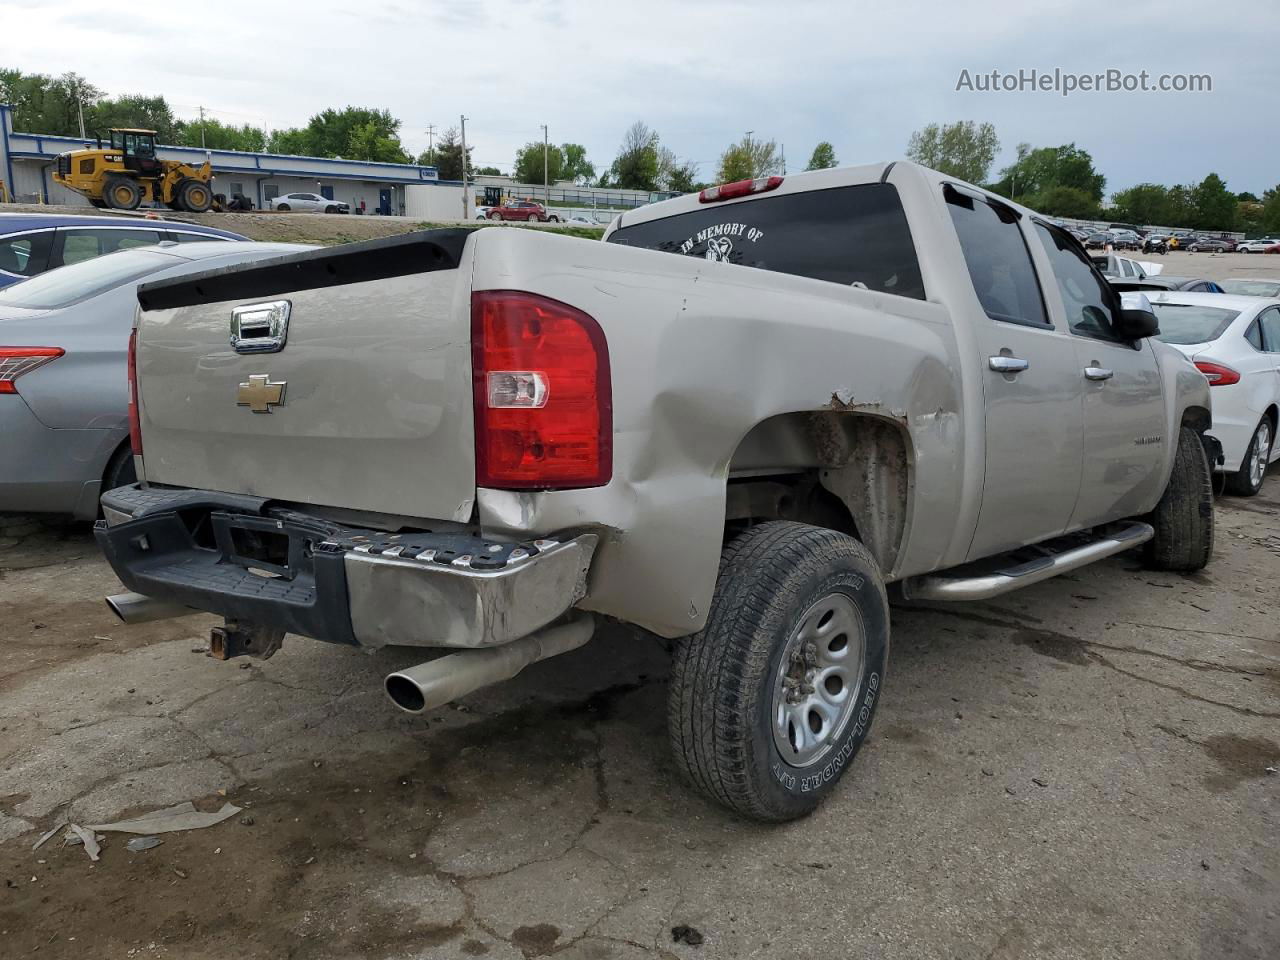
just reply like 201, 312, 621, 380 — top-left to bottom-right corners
0, 103, 454, 215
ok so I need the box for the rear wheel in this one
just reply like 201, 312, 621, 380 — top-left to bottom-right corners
668, 521, 890, 822
88, 198, 106, 209
178, 179, 213, 213
1145, 426, 1214, 570
102, 443, 137, 498
1225, 417, 1274, 497
527, 213, 539, 222
276, 203, 291, 212
103, 177, 142, 210
488, 210, 502, 220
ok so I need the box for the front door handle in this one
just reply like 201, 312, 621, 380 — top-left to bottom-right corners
989, 356, 1029, 374
1084, 366, 1114, 381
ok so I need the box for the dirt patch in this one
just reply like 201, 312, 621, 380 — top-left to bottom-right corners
510, 922, 562, 957
1010, 628, 1092, 666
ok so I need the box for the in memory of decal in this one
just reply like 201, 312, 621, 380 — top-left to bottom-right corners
678, 223, 766, 261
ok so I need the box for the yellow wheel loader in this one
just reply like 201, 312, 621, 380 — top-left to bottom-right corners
52, 129, 216, 213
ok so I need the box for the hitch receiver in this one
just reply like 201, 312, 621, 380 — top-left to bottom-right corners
210, 620, 286, 661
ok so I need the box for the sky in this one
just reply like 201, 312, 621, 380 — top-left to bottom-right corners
2, 0, 1276, 196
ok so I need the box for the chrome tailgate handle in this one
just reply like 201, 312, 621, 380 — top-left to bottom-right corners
230, 300, 291, 354
989, 356, 1029, 374
1084, 366, 1114, 381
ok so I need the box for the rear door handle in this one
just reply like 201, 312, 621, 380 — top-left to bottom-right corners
1084, 366, 1114, 381
989, 356, 1029, 374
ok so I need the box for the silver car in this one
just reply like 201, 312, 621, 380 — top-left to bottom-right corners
0, 241, 312, 518
269, 192, 350, 214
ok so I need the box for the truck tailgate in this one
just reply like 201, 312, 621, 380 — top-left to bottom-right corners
133, 231, 476, 522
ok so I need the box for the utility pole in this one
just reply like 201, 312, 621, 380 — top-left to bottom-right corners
745, 130, 754, 178
76, 87, 87, 141
540, 124, 549, 207
199, 106, 207, 149
424, 124, 436, 164
460, 115, 470, 219
781, 143, 786, 175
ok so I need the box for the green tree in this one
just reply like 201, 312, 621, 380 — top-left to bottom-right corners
432, 126, 472, 181
905, 121, 999, 183
89, 94, 179, 142
346, 120, 410, 163
805, 141, 837, 170
716, 135, 782, 183
560, 143, 595, 185
1164, 185, 1196, 226
1190, 173, 1236, 230
267, 127, 310, 155
666, 159, 699, 193
473, 165, 502, 176
0, 70, 101, 137
1236, 191, 1259, 203
175, 117, 267, 152
1260, 186, 1280, 233
1109, 183, 1172, 225
608, 121, 661, 191
992, 143, 1105, 203
279, 106, 410, 161
513, 141, 565, 185
1025, 185, 1099, 219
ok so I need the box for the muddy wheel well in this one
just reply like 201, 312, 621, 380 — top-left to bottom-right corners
1181, 405, 1211, 434
726, 411, 911, 574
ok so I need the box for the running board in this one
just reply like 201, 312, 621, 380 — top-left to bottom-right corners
899, 521, 1154, 602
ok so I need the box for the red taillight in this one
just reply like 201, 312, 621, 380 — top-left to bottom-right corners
471, 291, 611, 489
127, 329, 142, 455
699, 175, 783, 203
1194, 360, 1240, 386
0, 346, 63, 394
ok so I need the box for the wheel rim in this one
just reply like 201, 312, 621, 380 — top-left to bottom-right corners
1250, 421, 1271, 488
113, 184, 132, 205
189, 187, 208, 207
771, 591, 866, 767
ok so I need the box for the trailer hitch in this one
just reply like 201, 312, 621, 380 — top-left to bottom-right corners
210, 620, 285, 661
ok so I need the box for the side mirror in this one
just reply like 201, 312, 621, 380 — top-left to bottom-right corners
1114, 291, 1160, 340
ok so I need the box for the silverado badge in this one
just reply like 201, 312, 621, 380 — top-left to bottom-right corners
236, 374, 286, 413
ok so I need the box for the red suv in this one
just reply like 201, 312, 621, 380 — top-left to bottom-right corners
487, 200, 558, 222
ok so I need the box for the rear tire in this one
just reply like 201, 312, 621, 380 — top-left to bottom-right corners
488, 210, 502, 220
1224, 417, 1273, 497
276, 203, 291, 212
102, 443, 137, 498
1145, 426, 1214, 571
668, 521, 890, 822
88, 198, 106, 209
178, 179, 213, 213
103, 177, 142, 210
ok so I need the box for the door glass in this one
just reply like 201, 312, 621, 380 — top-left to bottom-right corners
946, 190, 1047, 327
60, 229, 166, 266
0, 232, 54, 276
1034, 222, 1120, 341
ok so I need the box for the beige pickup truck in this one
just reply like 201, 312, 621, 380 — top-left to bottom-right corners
96, 161, 1217, 821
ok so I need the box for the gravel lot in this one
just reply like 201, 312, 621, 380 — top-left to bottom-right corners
0, 233, 1277, 960
1, 470, 1277, 959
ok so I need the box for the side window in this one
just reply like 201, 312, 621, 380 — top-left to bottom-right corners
1259, 308, 1280, 353
168, 231, 227, 244
1033, 222, 1121, 341
57, 229, 165, 266
607, 182, 926, 299
0, 231, 54, 277
945, 188, 1048, 327
263, 184, 280, 202
1244, 319, 1264, 351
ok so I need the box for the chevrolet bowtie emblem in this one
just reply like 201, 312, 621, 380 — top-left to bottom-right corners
236, 374, 286, 413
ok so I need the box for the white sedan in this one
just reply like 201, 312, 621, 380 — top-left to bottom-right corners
1220, 278, 1280, 298
269, 192, 350, 214
1150, 292, 1280, 495
1237, 238, 1279, 254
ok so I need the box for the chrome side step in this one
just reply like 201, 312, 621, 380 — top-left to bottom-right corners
899, 521, 1154, 602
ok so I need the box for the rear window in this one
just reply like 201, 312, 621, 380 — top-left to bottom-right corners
1151, 303, 1240, 345
607, 183, 925, 299
0, 249, 173, 309
1220, 279, 1280, 298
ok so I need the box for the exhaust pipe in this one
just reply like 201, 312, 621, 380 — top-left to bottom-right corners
105, 591, 198, 625
385, 614, 596, 714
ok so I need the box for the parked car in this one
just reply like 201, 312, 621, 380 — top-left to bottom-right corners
1266, 243, 1280, 254
269, 193, 350, 214
487, 200, 559, 222
1113, 275, 1224, 293
475, 206, 492, 221
1187, 237, 1234, 253
1150, 292, 1280, 495
0, 212, 246, 289
95, 161, 1215, 822
1092, 253, 1164, 280
1108, 229, 1142, 250
0, 241, 312, 518
1143, 234, 1171, 254
1219, 278, 1280, 298
1237, 238, 1279, 254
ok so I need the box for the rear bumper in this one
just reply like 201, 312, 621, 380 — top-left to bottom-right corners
96, 484, 597, 649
